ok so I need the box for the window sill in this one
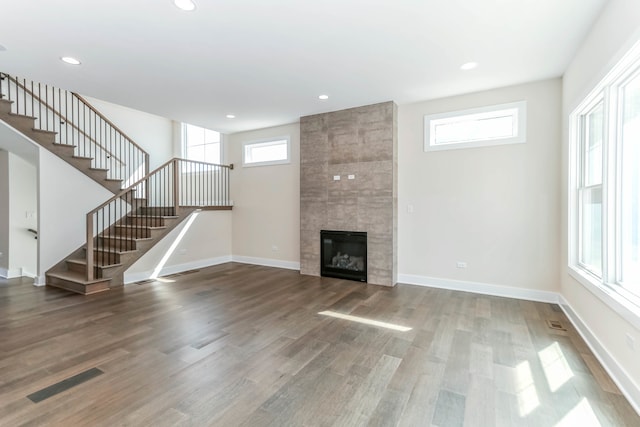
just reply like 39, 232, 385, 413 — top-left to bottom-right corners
568, 266, 640, 330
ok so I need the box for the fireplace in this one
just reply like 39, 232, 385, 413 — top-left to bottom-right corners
321, 230, 367, 282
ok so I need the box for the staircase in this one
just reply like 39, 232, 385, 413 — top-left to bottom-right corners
0, 72, 233, 294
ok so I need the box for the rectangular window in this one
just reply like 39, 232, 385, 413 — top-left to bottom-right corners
182, 123, 221, 165
424, 101, 526, 151
570, 39, 640, 317
619, 69, 640, 288
242, 137, 290, 167
577, 100, 604, 276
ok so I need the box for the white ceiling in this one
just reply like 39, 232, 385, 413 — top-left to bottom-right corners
0, 0, 606, 134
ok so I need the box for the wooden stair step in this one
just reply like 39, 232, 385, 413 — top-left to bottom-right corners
46, 271, 111, 295
67, 258, 122, 270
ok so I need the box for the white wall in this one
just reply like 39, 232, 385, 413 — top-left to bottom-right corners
38, 148, 113, 281
561, 0, 640, 408
82, 96, 174, 169
397, 79, 562, 298
124, 210, 232, 283
228, 124, 300, 269
0, 150, 9, 274
8, 152, 37, 277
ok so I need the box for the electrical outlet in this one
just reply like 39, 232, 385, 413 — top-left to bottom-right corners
347, 174, 355, 180
456, 261, 467, 269
333, 175, 341, 181
272, 245, 279, 252
626, 333, 636, 351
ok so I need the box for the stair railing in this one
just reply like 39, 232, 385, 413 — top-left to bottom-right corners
0, 72, 149, 186
85, 158, 233, 280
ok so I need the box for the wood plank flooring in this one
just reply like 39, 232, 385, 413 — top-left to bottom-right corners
1, 263, 638, 426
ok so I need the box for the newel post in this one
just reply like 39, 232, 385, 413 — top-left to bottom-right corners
86, 213, 94, 281
173, 159, 180, 215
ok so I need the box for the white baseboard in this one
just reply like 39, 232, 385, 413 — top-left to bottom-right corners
397, 273, 561, 303
0, 267, 23, 279
559, 297, 640, 415
33, 276, 46, 286
231, 255, 300, 271
123, 255, 232, 284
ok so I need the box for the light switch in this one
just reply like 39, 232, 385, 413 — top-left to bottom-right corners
347, 174, 355, 180
333, 175, 341, 181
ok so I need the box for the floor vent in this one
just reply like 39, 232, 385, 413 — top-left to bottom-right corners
547, 319, 567, 331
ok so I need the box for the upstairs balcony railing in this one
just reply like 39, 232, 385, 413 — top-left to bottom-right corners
0, 72, 148, 186
86, 158, 233, 280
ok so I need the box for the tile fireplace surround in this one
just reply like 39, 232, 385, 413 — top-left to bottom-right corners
300, 101, 398, 286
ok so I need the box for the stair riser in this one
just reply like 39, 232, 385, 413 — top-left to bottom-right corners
46, 276, 110, 295
0, 99, 12, 114
67, 261, 87, 275
138, 207, 176, 216
114, 228, 152, 238
126, 217, 167, 227
97, 238, 137, 251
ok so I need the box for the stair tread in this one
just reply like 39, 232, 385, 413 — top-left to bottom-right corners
72, 155, 94, 161
52, 142, 77, 149
92, 247, 137, 255
89, 167, 109, 172
67, 258, 122, 269
105, 178, 122, 182
30, 128, 57, 135
8, 111, 36, 120
128, 215, 179, 219
115, 224, 167, 230
99, 236, 153, 242
47, 271, 110, 285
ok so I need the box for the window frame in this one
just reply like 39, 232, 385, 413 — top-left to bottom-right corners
569, 39, 640, 328
423, 101, 527, 152
242, 136, 291, 167
181, 123, 223, 167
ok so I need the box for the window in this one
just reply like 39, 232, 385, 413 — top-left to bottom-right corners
242, 136, 290, 167
182, 123, 221, 165
424, 101, 526, 151
570, 39, 640, 316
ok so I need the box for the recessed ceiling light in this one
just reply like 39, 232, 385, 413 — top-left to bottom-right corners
174, 0, 196, 11
460, 62, 478, 71
318, 94, 329, 100
61, 56, 81, 65
226, 114, 236, 119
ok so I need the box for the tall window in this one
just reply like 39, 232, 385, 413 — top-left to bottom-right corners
182, 123, 221, 165
570, 40, 640, 312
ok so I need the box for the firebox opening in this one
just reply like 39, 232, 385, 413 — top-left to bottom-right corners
321, 230, 367, 282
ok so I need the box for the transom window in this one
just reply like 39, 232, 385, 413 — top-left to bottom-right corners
570, 39, 640, 315
242, 136, 290, 167
424, 101, 526, 151
182, 123, 221, 165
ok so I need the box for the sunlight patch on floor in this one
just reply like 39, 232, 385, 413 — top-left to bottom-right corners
515, 360, 540, 417
555, 398, 601, 426
539, 341, 574, 392
318, 310, 412, 332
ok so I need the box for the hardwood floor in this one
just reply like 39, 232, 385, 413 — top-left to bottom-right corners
1, 263, 638, 426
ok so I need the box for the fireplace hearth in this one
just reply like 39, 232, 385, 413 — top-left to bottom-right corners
321, 230, 367, 282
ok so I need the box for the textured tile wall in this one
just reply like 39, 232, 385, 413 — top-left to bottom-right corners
300, 101, 397, 286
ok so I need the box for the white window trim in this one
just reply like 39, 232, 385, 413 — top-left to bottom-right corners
424, 101, 527, 152
568, 38, 640, 326
242, 136, 291, 167
181, 123, 223, 167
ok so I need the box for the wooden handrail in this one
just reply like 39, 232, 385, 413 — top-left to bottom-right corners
86, 158, 232, 216
4, 75, 127, 167
73, 93, 149, 158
